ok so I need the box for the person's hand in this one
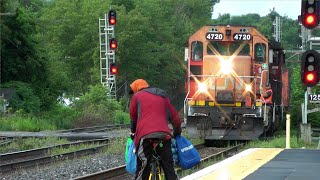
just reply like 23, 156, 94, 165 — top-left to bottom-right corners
130, 133, 135, 140
173, 131, 180, 138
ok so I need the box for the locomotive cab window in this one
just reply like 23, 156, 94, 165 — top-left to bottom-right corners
191, 41, 203, 61
254, 43, 266, 63
207, 41, 250, 56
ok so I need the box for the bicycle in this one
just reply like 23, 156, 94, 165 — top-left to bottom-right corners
148, 139, 164, 180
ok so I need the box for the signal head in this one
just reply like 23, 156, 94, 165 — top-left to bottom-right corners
109, 38, 117, 50
108, 10, 116, 25
301, 0, 319, 29
110, 63, 118, 75
301, 49, 320, 86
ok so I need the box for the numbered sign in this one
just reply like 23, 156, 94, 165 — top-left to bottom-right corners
206, 33, 224, 41
309, 94, 320, 103
233, 33, 251, 41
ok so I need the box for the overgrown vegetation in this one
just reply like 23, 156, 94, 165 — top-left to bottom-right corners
0, 85, 129, 131
0, 137, 69, 154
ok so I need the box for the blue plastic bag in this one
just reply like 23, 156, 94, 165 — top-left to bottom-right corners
125, 138, 137, 174
171, 138, 179, 164
175, 135, 201, 169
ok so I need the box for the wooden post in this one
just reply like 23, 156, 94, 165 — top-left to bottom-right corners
300, 123, 312, 144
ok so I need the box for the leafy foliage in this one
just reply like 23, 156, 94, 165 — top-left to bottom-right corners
114, 110, 130, 124
71, 85, 122, 127
40, 103, 79, 129
0, 115, 56, 131
1, 0, 53, 110
3, 81, 41, 114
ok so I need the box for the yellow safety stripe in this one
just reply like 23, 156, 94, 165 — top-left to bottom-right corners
199, 148, 283, 180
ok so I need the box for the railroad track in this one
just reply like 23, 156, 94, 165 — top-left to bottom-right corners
73, 143, 244, 180
0, 139, 12, 147
0, 138, 110, 173
56, 124, 130, 133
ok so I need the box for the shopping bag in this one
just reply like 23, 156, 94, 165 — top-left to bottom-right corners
125, 138, 133, 162
125, 138, 137, 174
171, 138, 179, 164
175, 135, 201, 169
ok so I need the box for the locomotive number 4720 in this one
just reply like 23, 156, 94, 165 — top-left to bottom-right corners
233, 33, 251, 41
206, 33, 224, 40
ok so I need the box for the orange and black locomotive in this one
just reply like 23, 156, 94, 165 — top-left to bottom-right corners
184, 25, 289, 141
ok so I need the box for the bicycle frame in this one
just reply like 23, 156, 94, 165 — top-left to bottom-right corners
149, 154, 162, 180
148, 140, 163, 180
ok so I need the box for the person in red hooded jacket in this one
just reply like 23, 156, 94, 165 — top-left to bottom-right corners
129, 79, 181, 180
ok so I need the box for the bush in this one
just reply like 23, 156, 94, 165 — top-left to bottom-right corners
71, 85, 123, 126
3, 81, 41, 114
41, 103, 79, 129
0, 115, 56, 131
114, 110, 130, 124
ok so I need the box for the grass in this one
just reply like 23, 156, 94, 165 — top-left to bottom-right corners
0, 116, 57, 131
102, 136, 127, 154
48, 143, 105, 156
246, 131, 318, 149
0, 137, 69, 154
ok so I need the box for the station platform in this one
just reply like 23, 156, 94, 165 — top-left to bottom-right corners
182, 148, 320, 180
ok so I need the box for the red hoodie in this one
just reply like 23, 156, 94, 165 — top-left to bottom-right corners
129, 79, 182, 149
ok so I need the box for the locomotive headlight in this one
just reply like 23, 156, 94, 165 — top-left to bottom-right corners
220, 60, 232, 75
198, 82, 207, 93
245, 84, 252, 92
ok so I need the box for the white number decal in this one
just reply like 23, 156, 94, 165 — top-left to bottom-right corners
206, 33, 223, 40
233, 33, 251, 41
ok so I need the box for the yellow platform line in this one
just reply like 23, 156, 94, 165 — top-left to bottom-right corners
182, 148, 283, 180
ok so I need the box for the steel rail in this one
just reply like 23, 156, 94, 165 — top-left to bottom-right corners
0, 139, 110, 172
73, 143, 243, 180
56, 124, 130, 133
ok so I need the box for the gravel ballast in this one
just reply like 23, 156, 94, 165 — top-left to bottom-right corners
1, 152, 126, 180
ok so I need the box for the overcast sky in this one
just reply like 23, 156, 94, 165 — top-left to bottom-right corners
212, 0, 301, 20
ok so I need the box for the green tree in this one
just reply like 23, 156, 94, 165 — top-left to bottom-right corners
1, 0, 53, 110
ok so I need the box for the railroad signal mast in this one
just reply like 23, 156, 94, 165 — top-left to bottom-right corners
99, 9, 118, 99
300, 0, 320, 131
300, 0, 320, 87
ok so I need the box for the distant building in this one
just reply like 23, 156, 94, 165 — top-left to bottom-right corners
0, 88, 15, 113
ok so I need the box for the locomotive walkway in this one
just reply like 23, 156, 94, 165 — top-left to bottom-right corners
182, 148, 320, 180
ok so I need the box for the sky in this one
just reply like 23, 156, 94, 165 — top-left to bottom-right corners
212, 0, 301, 20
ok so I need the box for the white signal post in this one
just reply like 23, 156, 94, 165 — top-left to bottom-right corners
99, 9, 117, 100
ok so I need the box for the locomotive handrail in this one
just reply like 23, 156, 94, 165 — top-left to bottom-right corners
189, 74, 262, 79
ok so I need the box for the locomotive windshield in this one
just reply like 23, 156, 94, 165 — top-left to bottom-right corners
207, 41, 250, 56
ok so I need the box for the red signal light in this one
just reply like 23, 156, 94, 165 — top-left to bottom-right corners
108, 10, 116, 25
305, 14, 316, 25
301, 0, 319, 29
306, 72, 315, 82
110, 18, 116, 25
110, 63, 118, 75
109, 38, 117, 50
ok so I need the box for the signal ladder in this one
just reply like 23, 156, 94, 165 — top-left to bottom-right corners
99, 13, 116, 99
